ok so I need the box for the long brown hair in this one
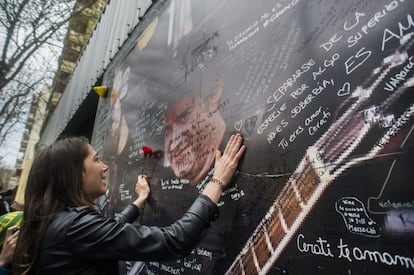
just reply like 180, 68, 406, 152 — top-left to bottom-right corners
13, 137, 93, 274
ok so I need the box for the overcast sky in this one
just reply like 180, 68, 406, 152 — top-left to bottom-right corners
0, 132, 23, 169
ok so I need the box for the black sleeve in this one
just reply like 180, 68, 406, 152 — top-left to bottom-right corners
67, 195, 219, 261
114, 204, 140, 223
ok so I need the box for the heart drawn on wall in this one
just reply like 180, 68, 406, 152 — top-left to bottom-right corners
234, 120, 242, 131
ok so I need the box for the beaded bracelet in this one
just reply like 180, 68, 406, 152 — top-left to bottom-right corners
210, 177, 225, 189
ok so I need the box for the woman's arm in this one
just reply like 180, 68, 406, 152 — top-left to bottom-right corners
115, 175, 150, 224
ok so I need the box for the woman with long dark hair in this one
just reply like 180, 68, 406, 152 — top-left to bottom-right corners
13, 134, 245, 274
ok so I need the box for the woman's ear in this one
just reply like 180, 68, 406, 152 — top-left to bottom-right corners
81, 168, 86, 184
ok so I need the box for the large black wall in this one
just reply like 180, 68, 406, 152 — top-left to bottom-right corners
92, 0, 414, 274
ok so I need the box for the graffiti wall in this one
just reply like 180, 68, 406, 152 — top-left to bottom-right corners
96, 0, 414, 274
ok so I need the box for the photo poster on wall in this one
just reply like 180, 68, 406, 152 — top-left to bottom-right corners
97, 0, 414, 274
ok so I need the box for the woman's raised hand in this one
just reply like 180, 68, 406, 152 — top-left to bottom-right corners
202, 133, 246, 203
132, 175, 150, 208
212, 133, 246, 187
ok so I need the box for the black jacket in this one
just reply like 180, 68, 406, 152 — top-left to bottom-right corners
35, 195, 218, 274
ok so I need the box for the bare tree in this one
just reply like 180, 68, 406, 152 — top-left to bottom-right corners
0, 0, 97, 147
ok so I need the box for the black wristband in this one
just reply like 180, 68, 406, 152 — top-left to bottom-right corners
210, 177, 225, 189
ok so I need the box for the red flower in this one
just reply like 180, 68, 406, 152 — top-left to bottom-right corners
142, 146, 153, 157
